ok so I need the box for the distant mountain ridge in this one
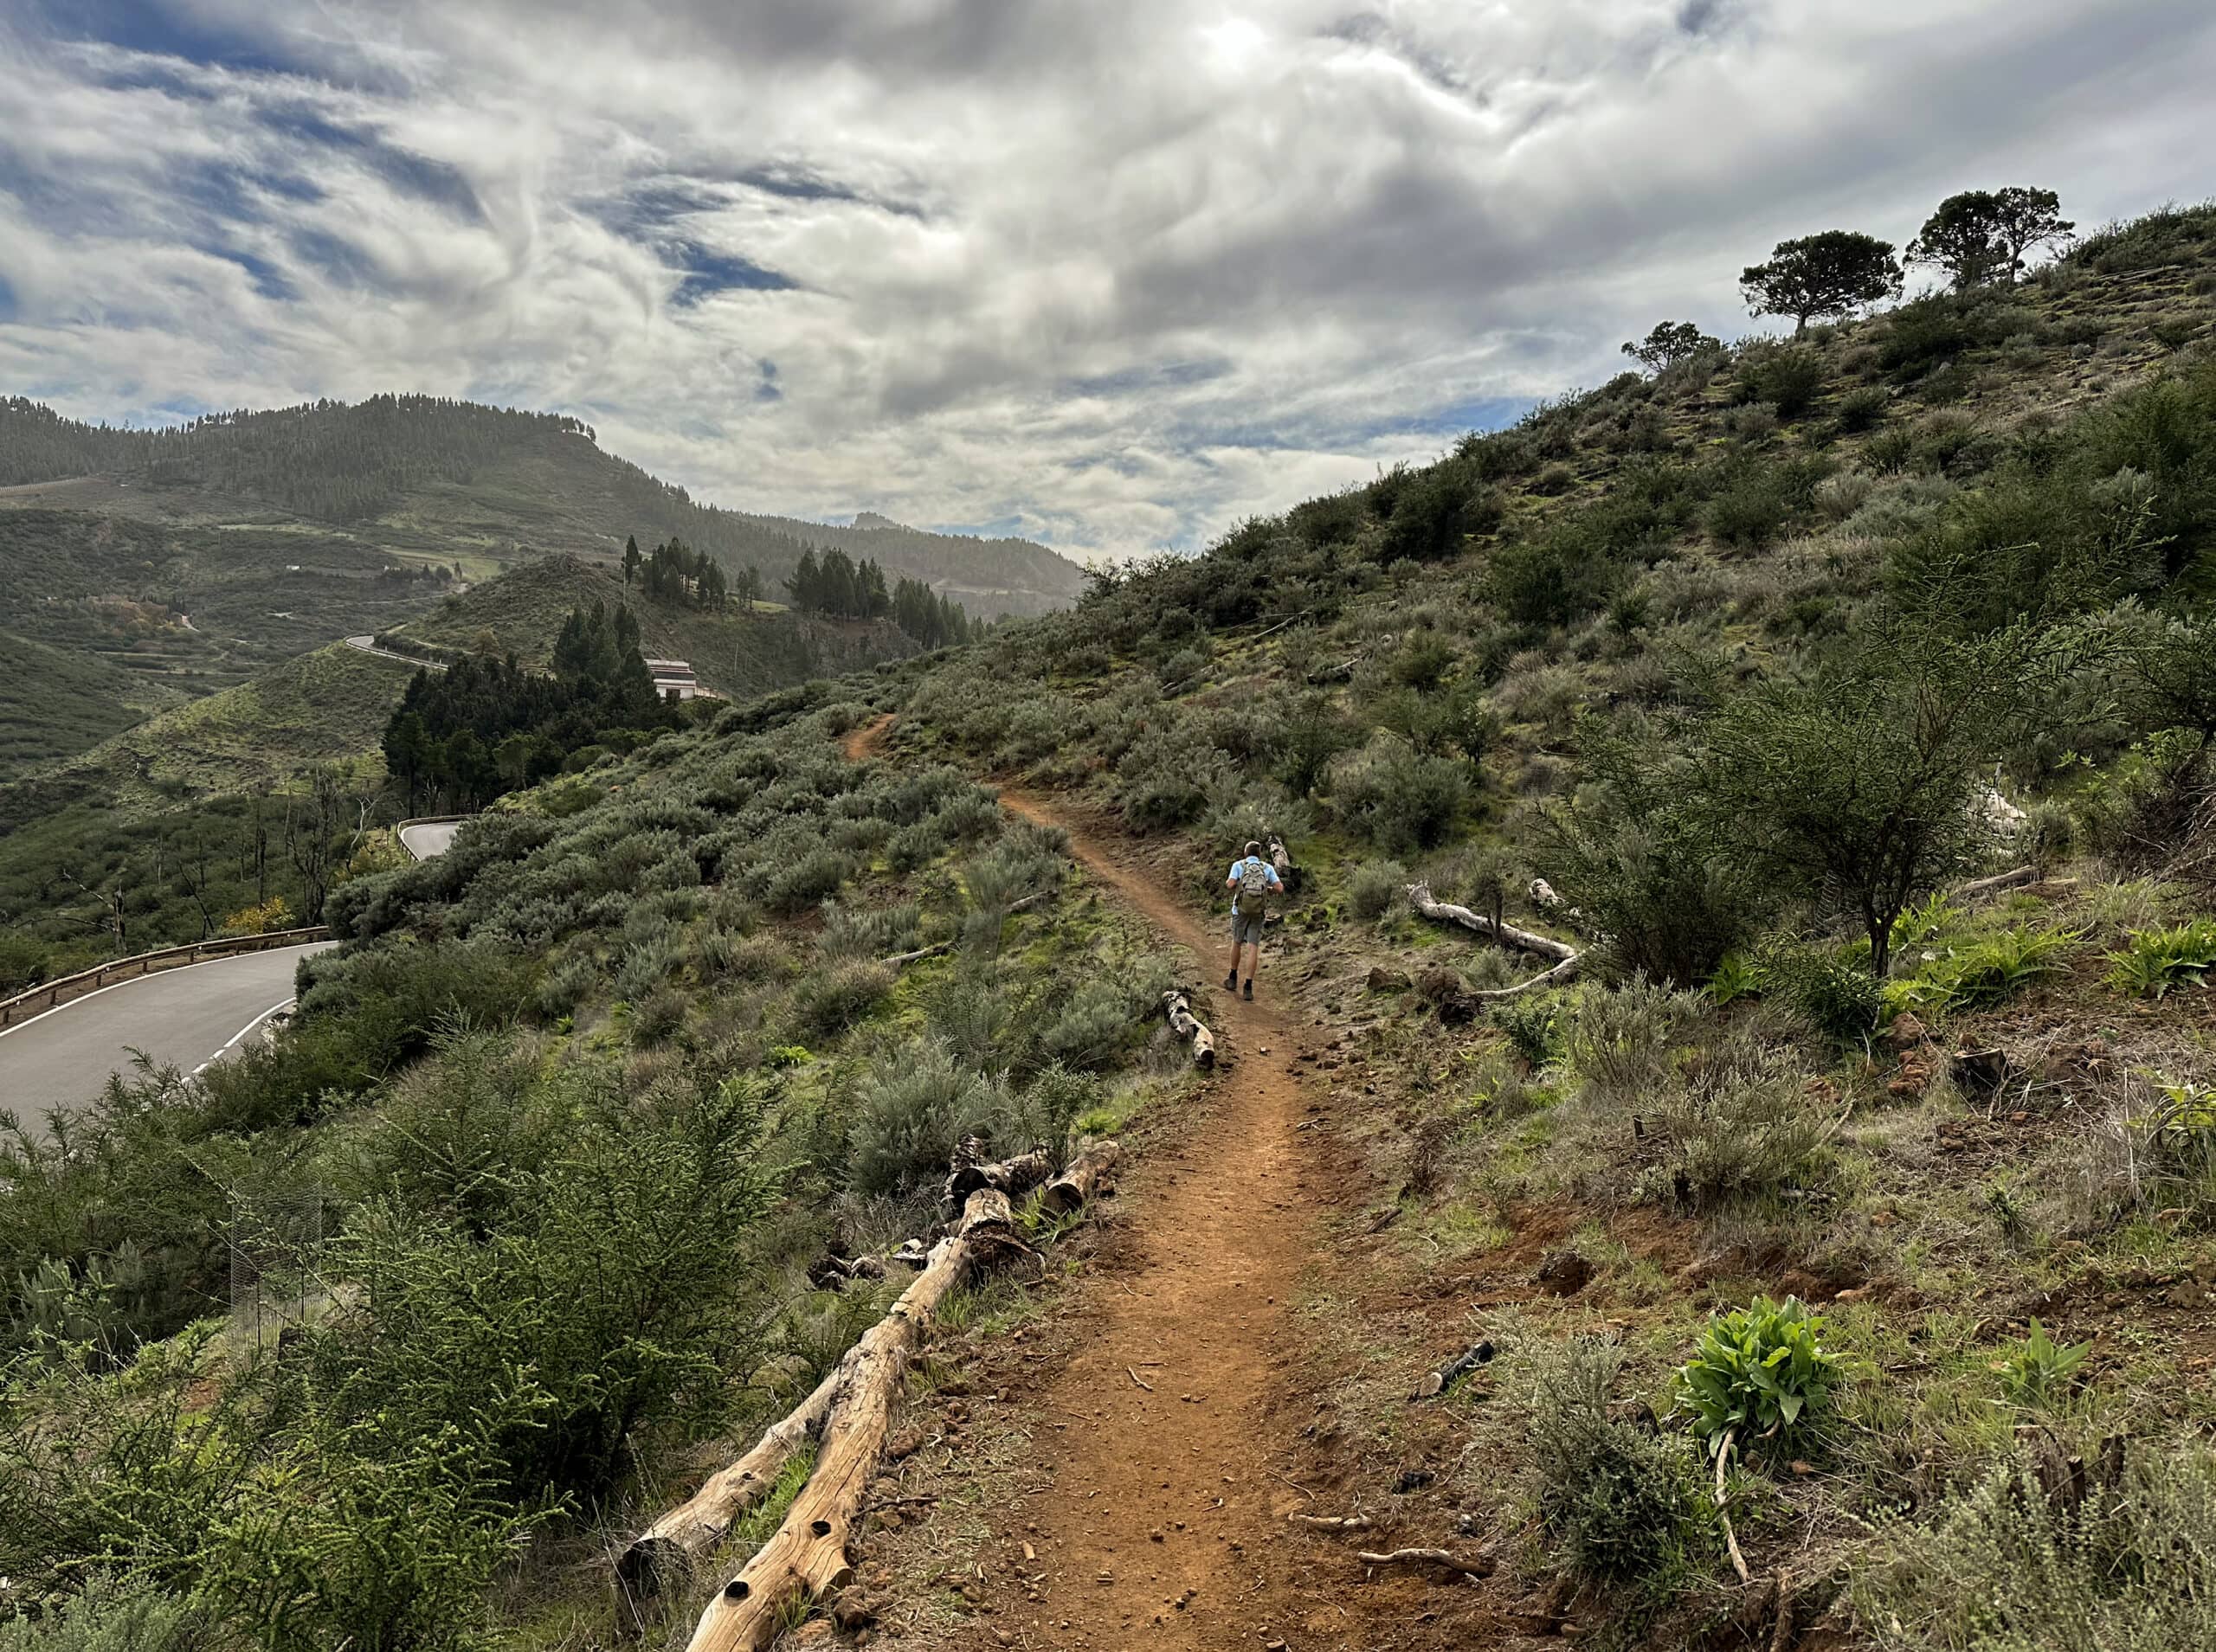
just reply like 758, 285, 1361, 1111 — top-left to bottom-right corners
0, 394, 1089, 619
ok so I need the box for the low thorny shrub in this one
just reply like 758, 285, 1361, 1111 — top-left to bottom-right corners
1526, 1337, 1715, 1593
1855, 1441, 2216, 1650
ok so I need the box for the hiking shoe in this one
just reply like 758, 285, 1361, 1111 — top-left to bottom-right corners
1242, 979, 1254, 1000
1223, 970, 1240, 990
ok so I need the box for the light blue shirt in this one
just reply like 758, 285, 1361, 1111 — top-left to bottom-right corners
1226, 856, 1283, 915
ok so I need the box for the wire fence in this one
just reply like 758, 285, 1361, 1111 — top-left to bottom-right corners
227, 1189, 328, 1340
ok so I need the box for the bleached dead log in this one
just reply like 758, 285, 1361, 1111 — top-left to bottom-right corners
1406, 884, 1576, 963
618, 1366, 843, 1598
1952, 865, 2037, 902
684, 1190, 1023, 1652
1163, 990, 1216, 1068
1041, 1138, 1120, 1217
1292, 1512, 1373, 1531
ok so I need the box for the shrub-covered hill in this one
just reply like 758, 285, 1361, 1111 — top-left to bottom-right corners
0, 691, 1184, 1644
6, 202, 2216, 1649
382, 551, 918, 697
866, 203, 2216, 1643
0, 394, 1089, 619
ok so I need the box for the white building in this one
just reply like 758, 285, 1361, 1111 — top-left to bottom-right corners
645, 658, 699, 703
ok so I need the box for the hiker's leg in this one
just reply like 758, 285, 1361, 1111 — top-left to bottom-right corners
1226, 916, 1244, 989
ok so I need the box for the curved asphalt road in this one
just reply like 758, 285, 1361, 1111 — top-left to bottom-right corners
344, 633, 445, 670
0, 942, 332, 1122
401, 820, 462, 859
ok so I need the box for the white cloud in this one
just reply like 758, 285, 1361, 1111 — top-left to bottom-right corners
1, 0, 2213, 560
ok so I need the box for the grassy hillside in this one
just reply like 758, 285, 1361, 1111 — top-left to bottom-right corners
0, 634, 151, 778
5, 202, 2216, 1649
44, 642, 407, 807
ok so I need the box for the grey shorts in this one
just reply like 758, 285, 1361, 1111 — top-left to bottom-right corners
1230, 910, 1266, 945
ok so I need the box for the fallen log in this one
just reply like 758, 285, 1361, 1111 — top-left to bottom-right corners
618, 1367, 843, 1599
879, 890, 1052, 967
1356, 1547, 1494, 1580
1041, 1138, 1120, 1217
684, 1190, 1025, 1652
1406, 884, 1575, 962
1952, 865, 2036, 902
1292, 1512, 1373, 1531
943, 1142, 1057, 1215
1163, 990, 1216, 1068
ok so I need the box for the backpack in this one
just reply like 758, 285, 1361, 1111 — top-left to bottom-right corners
1235, 856, 1272, 920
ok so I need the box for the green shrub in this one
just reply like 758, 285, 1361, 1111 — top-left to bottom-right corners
1493, 997, 1561, 1068
1334, 748, 1467, 853
847, 1039, 1020, 1196
1567, 975, 1704, 1109
1704, 467, 1795, 550
2105, 918, 2216, 998
1346, 858, 1408, 921
1813, 470, 1875, 521
1836, 384, 1891, 433
1864, 426, 1916, 473
0, 1572, 196, 1650
1526, 1337, 1714, 1592
1754, 349, 1826, 418
1038, 980, 1136, 1072
1674, 1295, 1843, 1457
1854, 1441, 2216, 1650
1383, 466, 1499, 561
1761, 942, 1882, 1044
1536, 737, 1765, 987
791, 960, 892, 1038
1644, 1044, 1831, 1211
1483, 522, 1628, 627
762, 847, 855, 914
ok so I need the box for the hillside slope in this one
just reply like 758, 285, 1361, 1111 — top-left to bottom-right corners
382, 552, 918, 697
6, 203, 2216, 1652
0, 505, 456, 777
0, 395, 1089, 618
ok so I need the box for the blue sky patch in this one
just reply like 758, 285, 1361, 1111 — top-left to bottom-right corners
41, 0, 303, 78
670, 242, 796, 305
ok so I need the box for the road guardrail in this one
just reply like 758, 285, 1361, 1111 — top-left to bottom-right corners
0, 927, 332, 1028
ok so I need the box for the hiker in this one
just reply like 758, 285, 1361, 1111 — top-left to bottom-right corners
1223, 839, 1284, 1001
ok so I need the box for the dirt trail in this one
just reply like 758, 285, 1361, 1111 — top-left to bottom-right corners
848, 714, 1337, 1648
995, 785, 1325, 1649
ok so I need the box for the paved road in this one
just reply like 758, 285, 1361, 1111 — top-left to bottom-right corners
0, 942, 332, 1122
400, 820, 461, 859
344, 633, 445, 670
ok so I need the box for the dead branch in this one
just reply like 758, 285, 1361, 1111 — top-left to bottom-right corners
879, 890, 1051, 967
1356, 1547, 1494, 1579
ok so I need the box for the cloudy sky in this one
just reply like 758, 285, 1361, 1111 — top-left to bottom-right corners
2, 1, 2213, 561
